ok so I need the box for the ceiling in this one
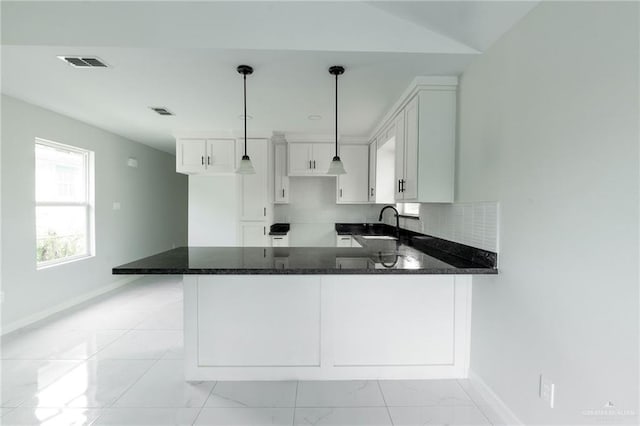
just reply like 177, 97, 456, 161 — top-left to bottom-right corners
1, 1, 538, 154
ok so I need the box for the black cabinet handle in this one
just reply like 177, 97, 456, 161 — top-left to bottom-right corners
274, 237, 283, 240
263, 227, 266, 235
401, 179, 406, 192
398, 180, 401, 193
370, 188, 374, 197
339, 188, 343, 198
207, 156, 211, 165
309, 160, 312, 169
313, 160, 316, 169
201, 156, 204, 165
282, 189, 285, 197
263, 207, 266, 217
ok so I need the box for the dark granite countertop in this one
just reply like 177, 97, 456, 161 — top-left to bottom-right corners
113, 223, 497, 275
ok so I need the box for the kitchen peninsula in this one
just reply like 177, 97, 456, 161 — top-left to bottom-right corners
114, 225, 497, 381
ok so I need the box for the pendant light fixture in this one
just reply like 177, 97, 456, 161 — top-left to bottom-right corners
327, 65, 347, 175
236, 65, 256, 174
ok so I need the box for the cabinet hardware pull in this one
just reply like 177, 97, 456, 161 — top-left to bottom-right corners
201, 156, 204, 165
207, 156, 211, 165
263, 227, 266, 235
370, 188, 374, 197
398, 180, 401, 193
263, 207, 266, 216
401, 179, 406, 192
309, 160, 312, 169
340, 188, 342, 197
282, 189, 285, 197
313, 160, 316, 169
274, 237, 283, 240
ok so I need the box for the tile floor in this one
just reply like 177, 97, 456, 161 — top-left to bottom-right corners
1, 276, 495, 425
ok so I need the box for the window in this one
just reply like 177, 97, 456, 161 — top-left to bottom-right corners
35, 139, 94, 268
397, 202, 420, 217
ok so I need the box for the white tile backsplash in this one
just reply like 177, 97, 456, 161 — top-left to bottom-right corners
421, 202, 499, 252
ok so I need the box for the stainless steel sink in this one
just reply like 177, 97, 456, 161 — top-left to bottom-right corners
360, 235, 397, 240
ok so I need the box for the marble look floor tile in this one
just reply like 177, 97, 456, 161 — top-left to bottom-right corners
379, 380, 474, 407
194, 407, 294, 426
27, 308, 150, 331
134, 303, 183, 330
296, 381, 385, 408
293, 407, 392, 426
456, 379, 503, 425
1, 407, 15, 417
0, 407, 101, 425
205, 381, 297, 408
92, 407, 200, 425
1, 329, 127, 360
22, 359, 155, 408
114, 360, 215, 408
1, 360, 82, 407
388, 405, 491, 425
92, 330, 182, 360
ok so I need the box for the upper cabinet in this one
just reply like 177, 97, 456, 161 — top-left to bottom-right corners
288, 142, 334, 176
373, 79, 457, 203
336, 145, 369, 204
368, 139, 376, 202
274, 143, 289, 203
176, 138, 236, 175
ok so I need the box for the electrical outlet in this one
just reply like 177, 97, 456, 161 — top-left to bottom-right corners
539, 375, 555, 408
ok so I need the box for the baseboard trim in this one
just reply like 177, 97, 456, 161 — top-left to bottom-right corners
1, 275, 142, 335
465, 369, 524, 426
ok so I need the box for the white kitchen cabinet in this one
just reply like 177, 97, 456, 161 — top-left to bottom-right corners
392, 90, 456, 202
274, 143, 289, 203
336, 257, 371, 269
240, 222, 269, 247
335, 234, 362, 248
238, 138, 269, 221
176, 138, 236, 174
336, 145, 369, 204
288, 142, 334, 176
270, 235, 289, 247
368, 139, 377, 202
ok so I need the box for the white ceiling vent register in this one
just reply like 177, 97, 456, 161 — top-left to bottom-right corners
57, 56, 108, 68
149, 107, 174, 116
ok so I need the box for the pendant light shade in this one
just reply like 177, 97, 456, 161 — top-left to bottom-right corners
236, 65, 256, 175
328, 65, 346, 175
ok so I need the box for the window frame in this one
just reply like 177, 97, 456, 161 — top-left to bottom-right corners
35, 138, 95, 269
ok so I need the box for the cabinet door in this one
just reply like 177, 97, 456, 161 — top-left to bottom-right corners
368, 140, 377, 202
271, 235, 289, 247
336, 145, 369, 204
403, 96, 419, 200
239, 139, 268, 221
206, 139, 236, 173
241, 222, 268, 247
336, 235, 353, 247
274, 144, 289, 203
288, 143, 312, 175
311, 143, 334, 174
177, 139, 206, 174
394, 111, 406, 200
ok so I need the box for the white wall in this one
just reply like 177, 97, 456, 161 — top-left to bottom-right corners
457, 2, 639, 424
1, 95, 188, 329
274, 177, 381, 246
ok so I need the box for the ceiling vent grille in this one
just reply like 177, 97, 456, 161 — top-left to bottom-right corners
58, 56, 108, 68
149, 107, 174, 116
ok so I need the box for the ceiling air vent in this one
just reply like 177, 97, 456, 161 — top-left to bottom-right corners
58, 56, 108, 68
149, 107, 174, 116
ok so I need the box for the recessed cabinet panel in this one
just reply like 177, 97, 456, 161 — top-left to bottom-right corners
197, 276, 321, 367
288, 143, 334, 176
403, 97, 419, 201
337, 145, 369, 204
368, 140, 377, 202
239, 139, 268, 221
177, 139, 207, 174
240, 222, 268, 247
312, 143, 334, 174
274, 144, 289, 203
330, 275, 455, 366
207, 139, 236, 174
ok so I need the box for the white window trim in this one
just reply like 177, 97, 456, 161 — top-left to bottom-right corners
35, 138, 95, 269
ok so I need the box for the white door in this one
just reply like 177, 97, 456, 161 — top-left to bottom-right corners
394, 111, 406, 201
177, 139, 206, 174
337, 145, 369, 204
288, 143, 312, 175
274, 143, 289, 203
312, 143, 334, 174
239, 139, 268, 221
241, 222, 268, 246
368, 140, 377, 202
207, 139, 236, 173
403, 96, 419, 201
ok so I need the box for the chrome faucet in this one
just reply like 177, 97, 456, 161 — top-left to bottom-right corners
378, 205, 400, 238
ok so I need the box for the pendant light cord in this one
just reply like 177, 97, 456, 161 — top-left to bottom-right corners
335, 72, 338, 156
244, 73, 247, 156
